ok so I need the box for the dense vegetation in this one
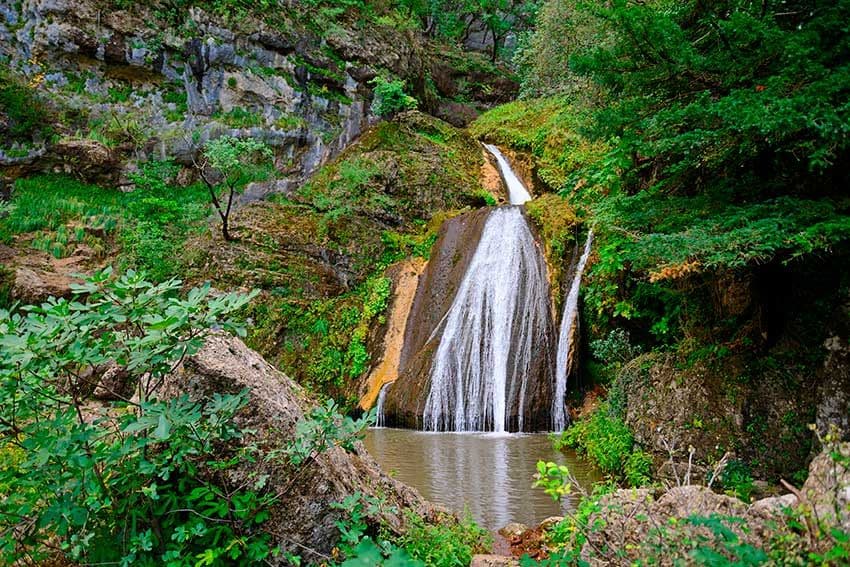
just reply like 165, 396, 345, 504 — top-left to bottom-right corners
472, 0, 850, 484
2, 0, 849, 564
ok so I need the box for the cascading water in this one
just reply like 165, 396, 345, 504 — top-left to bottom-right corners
483, 144, 532, 205
422, 207, 553, 432
552, 230, 594, 431
420, 145, 551, 432
375, 382, 391, 427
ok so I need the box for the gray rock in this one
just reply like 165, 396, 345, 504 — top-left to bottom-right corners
803, 442, 850, 532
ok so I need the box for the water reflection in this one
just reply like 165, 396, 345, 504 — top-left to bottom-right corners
363, 428, 600, 530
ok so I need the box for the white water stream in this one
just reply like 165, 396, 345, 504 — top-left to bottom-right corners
421, 146, 549, 432
483, 143, 532, 205
552, 230, 594, 431
375, 382, 391, 427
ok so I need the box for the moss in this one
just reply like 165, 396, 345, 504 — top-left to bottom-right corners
187, 113, 483, 405
470, 98, 607, 193
525, 193, 579, 304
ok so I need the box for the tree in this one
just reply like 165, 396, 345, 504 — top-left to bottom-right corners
195, 136, 272, 241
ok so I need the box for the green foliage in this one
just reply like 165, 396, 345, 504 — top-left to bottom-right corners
484, 0, 850, 352
286, 400, 375, 466
0, 175, 123, 242
200, 136, 273, 241
533, 461, 573, 501
588, 329, 642, 384
0, 269, 268, 564
470, 98, 607, 191
399, 0, 539, 61
370, 76, 418, 117
299, 157, 386, 235
524, 194, 578, 261
556, 402, 650, 486
331, 492, 489, 567
513, 0, 604, 98
643, 514, 768, 566
522, 482, 617, 566
719, 460, 755, 502
214, 106, 265, 129
248, 274, 394, 406
395, 511, 491, 567
0, 69, 53, 144
624, 449, 653, 488
1, 172, 210, 281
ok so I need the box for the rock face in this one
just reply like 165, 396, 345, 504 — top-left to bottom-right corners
164, 334, 432, 563
0, 1, 513, 187
383, 208, 492, 428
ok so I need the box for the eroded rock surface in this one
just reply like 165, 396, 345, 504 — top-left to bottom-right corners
164, 334, 433, 563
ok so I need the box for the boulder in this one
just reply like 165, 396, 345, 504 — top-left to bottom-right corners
802, 442, 850, 533
498, 522, 528, 539
575, 444, 850, 564
52, 139, 118, 184
164, 333, 433, 563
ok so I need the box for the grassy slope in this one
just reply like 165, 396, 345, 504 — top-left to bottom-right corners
0, 112, 490, 409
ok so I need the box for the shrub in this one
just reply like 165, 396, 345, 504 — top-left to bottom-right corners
0, 269, 270, 564
370, 76, 418, 117
557, 402, 650, 486
590, 329, 641, 366
396, 512, 491, 567
0, 70, 53, 143
720, 460, 755, 502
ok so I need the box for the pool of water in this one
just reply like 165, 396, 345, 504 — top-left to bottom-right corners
363, 428, 600, 530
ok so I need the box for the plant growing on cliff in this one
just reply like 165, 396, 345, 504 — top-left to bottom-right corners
370, 76, 418, 117
196, 135, 273, 241
0, 269, 274, 564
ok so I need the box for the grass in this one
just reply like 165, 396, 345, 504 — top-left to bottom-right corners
1, 172, 211, 280
469, 97, 607, 192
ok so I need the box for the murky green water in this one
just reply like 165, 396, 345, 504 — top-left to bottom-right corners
363, 428, 600, 530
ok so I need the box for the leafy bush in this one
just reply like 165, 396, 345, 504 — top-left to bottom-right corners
286, 400, 375, 466
557, 402, 650, 486
396, 512, 491, 567
624, 449, 653, 488
0, 69, 53, 144
0, 269, 272, 564
370, 76, 418, 117
719, 460, 755, 502
331, 492, 489, 567
590, 329, 641, 366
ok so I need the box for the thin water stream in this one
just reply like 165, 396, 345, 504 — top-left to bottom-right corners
364, 428, 600, 530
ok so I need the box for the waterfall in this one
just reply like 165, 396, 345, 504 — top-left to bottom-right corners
422, 207, 552, 432
552, 230, 594, 432
376, 382, 391, 427
483, 144, 532, 205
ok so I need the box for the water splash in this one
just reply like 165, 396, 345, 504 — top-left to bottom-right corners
376, 382, 392, 427
422, 207, 553, 432
552, 230, 594, 431
483, 144, 532, 205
